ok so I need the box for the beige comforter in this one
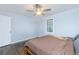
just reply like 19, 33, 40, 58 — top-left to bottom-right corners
24, 35, 74, 55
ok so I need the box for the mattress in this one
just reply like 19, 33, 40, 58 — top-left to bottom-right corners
24, 35, 74, 55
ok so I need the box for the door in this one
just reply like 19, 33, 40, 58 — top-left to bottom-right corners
0, 15, 11, 47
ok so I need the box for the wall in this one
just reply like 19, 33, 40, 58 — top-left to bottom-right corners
40, 8, 79, 37
11, 15, 39, 42
0, 11, 39, 43
1, 8, 79, 46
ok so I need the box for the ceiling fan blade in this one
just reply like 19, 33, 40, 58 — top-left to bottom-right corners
43, 9, 51, 12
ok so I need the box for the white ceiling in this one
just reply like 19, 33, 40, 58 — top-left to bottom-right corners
0, 4, 79, 17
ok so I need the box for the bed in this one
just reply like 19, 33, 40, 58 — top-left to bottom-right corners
24, 35, 74, 55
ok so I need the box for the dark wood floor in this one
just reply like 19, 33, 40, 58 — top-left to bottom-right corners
0, 41, 27, 55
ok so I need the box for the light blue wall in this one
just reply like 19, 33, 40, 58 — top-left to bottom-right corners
0, 8, 79, 45
0, 11, 39, 43
11, 15, 38, 42
40, 8, 79, 37
53, 8, 79, 37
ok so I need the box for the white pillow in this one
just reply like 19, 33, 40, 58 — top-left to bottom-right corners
53, 35, 67, 40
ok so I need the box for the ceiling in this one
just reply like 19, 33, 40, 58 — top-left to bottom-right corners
0, 4, 79, 17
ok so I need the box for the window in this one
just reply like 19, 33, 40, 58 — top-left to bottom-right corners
47, 19, 53, 32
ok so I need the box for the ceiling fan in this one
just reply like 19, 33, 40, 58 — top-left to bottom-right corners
26, 4, 51, 16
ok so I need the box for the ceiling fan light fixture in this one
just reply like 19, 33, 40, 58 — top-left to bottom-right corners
26, 4, 51, 16
35, 12, 43, 16
35, 7, 43, 16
